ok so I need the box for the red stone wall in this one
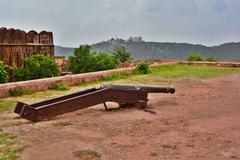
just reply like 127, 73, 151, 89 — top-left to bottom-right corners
0, 27, 54, 67
0, 67, 135, 98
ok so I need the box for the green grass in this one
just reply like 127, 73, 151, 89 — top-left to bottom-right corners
49, 82, 70, 90
0, 100, 17, 113
101, 73, 130, 81
150, 64, 239, 78
0, 133, 21, 160
9, 88, 34, 97
74, 80, 100, 87
72, 149, 101, 160
74, 73, 131, 84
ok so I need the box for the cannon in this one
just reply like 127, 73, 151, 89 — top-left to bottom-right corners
14, 84, 175, 122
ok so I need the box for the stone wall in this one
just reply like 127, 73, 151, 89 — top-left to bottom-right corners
0, 67, 135, 98
0, 28, 54, 67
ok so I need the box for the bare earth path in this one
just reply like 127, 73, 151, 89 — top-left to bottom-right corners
3, 73, 240, 160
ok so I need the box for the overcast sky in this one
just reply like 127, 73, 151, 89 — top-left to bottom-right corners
1, 0, 240, 47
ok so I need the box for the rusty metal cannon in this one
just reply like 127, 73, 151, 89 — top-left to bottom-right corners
14, 84, 175, 122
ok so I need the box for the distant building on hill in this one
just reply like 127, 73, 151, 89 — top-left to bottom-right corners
128, 36, 143, 42
0, 27, 54, 67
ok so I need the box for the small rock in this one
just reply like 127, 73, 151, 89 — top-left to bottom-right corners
224, 140, 232, 143
216, 144, 224, 147
111, 142, 117, 145
186, 144, 194, 148
161, 144, 177, 149
140, 141, 146, 145
75, 112, 82, 116
144, 109, 157, 114
150, 152, 158, 157
222, 151, 237, 159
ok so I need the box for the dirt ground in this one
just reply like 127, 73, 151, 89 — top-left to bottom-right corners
1, 73, 240, 160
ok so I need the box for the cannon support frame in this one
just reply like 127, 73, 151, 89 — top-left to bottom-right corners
14, 84, 175, 122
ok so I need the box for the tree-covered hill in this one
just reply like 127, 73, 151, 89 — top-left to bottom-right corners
55, 38, 240, 60
55, 46, 74, 58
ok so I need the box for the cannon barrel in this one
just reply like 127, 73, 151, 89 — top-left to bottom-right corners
140, 86, 175, 94
101, 84, 175, 94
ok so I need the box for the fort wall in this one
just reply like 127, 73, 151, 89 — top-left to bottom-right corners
0, 28, 54, 67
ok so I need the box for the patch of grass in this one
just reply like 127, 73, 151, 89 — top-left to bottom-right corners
23, 90, 68, 100
9, 88, 24, 97
74, 80, 100, 87
74, 79, 88, 86
9, 88, 33, 97
72, 149, 101, 160
0, 133, 21, 160
74, 81, 85, 86
49, 82, 70, 90
101, 73, 130, 81
150, 64, 240, 78
0, 90, 72, 112
0, 100, 17, 113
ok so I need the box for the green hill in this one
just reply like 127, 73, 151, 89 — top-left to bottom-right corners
55, 39, 240, 60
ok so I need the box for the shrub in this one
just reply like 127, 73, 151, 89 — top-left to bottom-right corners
186, 54, 203, 61
49, 82, 70, 90
134, 62, 150, 74
14, 54, 60, 81
13, 68, 31, 81
9, 88, 24, 97
0, 60, 11, 84
94, 52, 117, 71
205, 56, 217, 62
66, 45, 117, 74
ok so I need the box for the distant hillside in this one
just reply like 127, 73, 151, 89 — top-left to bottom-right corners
55, 46, 74, 57
55, 39, 240, 60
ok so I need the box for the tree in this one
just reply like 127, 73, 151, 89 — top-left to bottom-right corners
186, 54, 203, 61
14, 54, 60, 81
94, 52, 117, 71
66, 45, 96, 74
0, 60, 11, 83
205, 56, 217, 62
66, 45, 117, 74
112, 46, 131, 64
